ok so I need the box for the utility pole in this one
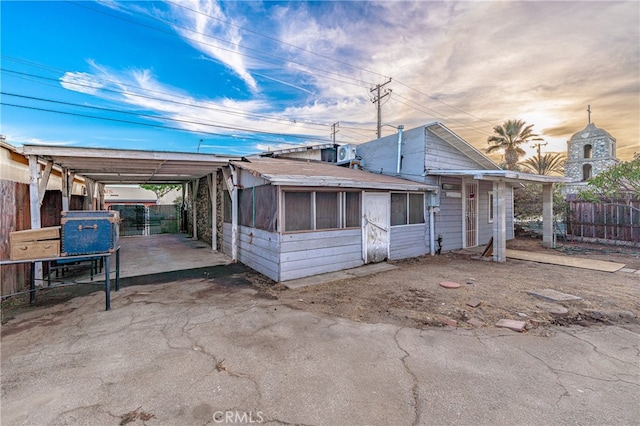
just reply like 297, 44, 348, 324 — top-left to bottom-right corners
331, 122, 339, 143
370, 78, 392, 138
531, 138, 548, 159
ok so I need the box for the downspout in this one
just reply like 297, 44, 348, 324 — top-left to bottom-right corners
396, 125, 404, 175
429, 202, 436, 255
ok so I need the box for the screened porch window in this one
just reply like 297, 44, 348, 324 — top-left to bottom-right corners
283, 191, 361, 232
391, 192, 425, 226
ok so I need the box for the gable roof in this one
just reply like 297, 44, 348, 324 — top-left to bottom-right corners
231, 157, 438, 191
424, 122, 501, 171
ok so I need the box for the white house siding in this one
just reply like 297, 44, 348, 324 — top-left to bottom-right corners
435, 177, 464, 251
389, 224, 429, 260
424, 128, 483, 171
279, 229, 363, 281
222, 223, 280, 281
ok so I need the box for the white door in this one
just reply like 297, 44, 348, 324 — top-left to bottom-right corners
362, 192, 389, 263
464, 182, 478, 248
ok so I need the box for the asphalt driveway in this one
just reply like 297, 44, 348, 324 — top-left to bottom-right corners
2, 277, 638, 425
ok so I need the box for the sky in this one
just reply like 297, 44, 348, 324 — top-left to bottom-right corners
1, 0, 638, 162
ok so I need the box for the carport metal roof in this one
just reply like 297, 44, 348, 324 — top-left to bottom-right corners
21, 145, 240, 184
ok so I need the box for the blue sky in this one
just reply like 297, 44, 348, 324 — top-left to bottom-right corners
1, 1, 638, 160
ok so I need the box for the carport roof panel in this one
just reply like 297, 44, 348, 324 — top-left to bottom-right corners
21, 145, 241, 184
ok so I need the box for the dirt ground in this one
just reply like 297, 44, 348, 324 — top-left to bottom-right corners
3, 237, 639, 334
252, 237, 640, 334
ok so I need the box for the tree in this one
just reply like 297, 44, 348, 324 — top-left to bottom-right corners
486, 119, 538, 170
514, 183, 568, 220
140, 184, 182, 202
578, 153, 640, 203
521, 152, 565, 175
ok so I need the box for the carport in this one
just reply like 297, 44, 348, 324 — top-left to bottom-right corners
20, 145, 241, 282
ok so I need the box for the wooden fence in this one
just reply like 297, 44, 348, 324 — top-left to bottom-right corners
566, 200, 640, 243
1, 180, 84, 297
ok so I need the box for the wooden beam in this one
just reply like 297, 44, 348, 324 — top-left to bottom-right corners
207, 172, 217, 251
191, 179, 199, 240
61, 167, 70, 211
28, 155, 43, 285
37, 161, 53, 206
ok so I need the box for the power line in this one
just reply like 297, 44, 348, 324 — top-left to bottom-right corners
1, 66, 332, 129
66, 1, 372, 89
1, 94, 332, 144
66, 1, 497, 134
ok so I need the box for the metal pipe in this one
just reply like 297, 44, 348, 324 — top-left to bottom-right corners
396, 125, 404, 175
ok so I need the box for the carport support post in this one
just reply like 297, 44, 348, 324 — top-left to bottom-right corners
207, 172, 217, 251
542, 183, 555, 248
61, 167, 70, 211
191, 179, 199, 240
28, 155, 43, 286
492, 179, 506, 262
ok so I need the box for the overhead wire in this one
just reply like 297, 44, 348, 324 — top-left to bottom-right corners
1, 91, 332, 143
66, 1, 372, 89
1, 66, 332, 130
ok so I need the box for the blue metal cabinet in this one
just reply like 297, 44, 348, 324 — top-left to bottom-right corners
61, 211, 120, 256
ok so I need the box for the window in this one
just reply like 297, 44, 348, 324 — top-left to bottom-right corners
283, 191, 361, 232
583, 164, 592, 181
284, 192, 312, 231
584, 144, 593, 159
391, 192, 424, 226
225, 185, 277, 231
488, 191, 494, 223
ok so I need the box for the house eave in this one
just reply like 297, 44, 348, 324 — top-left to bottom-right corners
428, 169, 568, 184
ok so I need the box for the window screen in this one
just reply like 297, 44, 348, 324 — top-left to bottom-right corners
316, 192, 339, 230
391, 193, 408, 226
345, 192, 361, 228
408, 193, 424, 224
285, 192, 312, 231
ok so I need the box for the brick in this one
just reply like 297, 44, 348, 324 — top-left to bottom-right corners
495, 319, 527, 332
529, 319, 551, 328
440, 281, 461, 289
466, 299, 482, 308
466, 318, 485, 328
441, 318, 458, 327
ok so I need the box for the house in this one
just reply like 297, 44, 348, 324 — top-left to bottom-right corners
221, 157, 437, 282
219, 123, 564, 283
354, 122, 564, 258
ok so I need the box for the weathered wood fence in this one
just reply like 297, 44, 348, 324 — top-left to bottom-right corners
566, 200, 640, 243
1, 180, 84, 297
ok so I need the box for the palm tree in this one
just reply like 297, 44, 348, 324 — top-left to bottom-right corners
486, 119, 537, 170
521, 152, 566, 175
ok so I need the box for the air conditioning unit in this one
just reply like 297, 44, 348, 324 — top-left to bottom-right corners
336, 144, 356, 164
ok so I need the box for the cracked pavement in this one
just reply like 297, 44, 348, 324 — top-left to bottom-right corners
2, 278, 639, 425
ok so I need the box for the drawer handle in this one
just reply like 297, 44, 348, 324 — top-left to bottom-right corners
78, 224, 98, 231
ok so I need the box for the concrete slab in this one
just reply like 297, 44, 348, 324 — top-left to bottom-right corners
527, 289, 583, 303
3, 282, 638, 425
75, 233, 232, 285
495, 318, 527, 332
283, 262, 397, 289
536, 302, 570, 317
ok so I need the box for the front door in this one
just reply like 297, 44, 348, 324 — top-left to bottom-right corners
464, 182, 478, 247
362, 192, 389, 263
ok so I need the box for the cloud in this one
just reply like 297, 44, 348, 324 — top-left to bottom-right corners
166, 0, 258, 91
58, 1, 638, 159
